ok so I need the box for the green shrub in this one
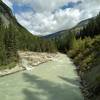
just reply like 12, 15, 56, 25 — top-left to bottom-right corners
96, 76, 100, 84
67, 49, 81, 58
0, 62, 17, 70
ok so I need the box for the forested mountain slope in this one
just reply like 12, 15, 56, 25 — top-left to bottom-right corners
0, 0, 56, 69
43, 17, 92, 40
42, 17, 93, 52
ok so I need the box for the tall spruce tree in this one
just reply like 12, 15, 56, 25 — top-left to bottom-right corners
0, 18, 7, 65
4, 23, 18, 63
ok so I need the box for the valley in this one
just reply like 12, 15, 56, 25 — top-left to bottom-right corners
0, 0, 100, 100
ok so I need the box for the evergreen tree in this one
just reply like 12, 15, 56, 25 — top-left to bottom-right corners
4, 23, 18, 63
0, 19, 7, 65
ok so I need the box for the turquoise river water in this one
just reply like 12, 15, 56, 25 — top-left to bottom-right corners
0, 54, 84, 100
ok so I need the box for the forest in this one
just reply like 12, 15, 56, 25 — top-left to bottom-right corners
0, 0, 100, 99
67, 13, 100, 100
0, 18, 56, 69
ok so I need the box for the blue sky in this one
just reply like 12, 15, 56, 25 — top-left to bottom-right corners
60, 1, 82, 10
12, 3, 33, 13
3, 0, 100, 36
13, 1, 81, 13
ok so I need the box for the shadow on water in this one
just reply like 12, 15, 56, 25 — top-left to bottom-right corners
58, 76, 80, 86
22, 72, 83, 100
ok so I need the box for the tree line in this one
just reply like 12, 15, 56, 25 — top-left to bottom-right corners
0, 18, 56, 68
77, 13, 100, 38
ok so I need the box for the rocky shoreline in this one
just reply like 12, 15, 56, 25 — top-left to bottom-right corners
0, 66, 25, 77
0, 51, 58, 77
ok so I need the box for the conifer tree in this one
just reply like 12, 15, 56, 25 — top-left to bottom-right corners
0, 19, 7, 65
4, 23, 17, 63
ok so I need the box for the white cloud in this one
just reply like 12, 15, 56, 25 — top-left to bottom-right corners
79, 0, 100, 20
3, 0, 13, 9
15, 8, 80, 35
3, 0, 100, 36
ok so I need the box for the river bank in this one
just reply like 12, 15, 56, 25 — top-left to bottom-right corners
68, 54, 100, 100
0, 51, 58, 77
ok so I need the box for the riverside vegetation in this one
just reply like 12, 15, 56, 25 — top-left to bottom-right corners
67, 13, 100, 100
0, 0, 100, 100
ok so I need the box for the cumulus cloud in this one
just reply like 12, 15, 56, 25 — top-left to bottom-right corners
3, 0, 100, 36
15, 8, 80, 35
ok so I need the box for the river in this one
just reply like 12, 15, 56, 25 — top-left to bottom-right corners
0, 53, 84, 100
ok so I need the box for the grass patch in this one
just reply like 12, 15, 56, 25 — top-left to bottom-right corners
0, 62, 17, 70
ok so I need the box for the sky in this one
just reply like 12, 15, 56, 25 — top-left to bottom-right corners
3, 0, 100, 36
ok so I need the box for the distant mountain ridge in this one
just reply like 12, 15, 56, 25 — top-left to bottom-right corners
43, 17, 93, 39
